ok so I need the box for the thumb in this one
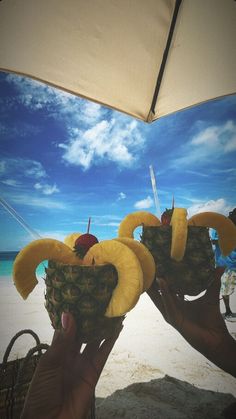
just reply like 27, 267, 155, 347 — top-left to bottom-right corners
44, 312, 78, 367
53, 311, 77, 343
204, 267, 224, 304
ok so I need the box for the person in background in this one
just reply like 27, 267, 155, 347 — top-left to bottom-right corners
211, 208, 236, 321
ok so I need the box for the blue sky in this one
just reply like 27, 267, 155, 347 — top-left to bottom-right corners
0, 71, 236, 251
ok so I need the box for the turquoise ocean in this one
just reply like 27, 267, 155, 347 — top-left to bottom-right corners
0, 251, 46, 280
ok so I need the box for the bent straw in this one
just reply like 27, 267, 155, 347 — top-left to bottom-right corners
149, 165, 161, 218
0, 196, 41, 240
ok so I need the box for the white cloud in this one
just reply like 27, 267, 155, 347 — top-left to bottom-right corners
0, 160, 6, 173
96, 221, 120, 227
191, 121, 236, 151
134, 195, 153, 210
60, 117, 144, 170
6, 73, 104, 126
39, 230, 67, 242
6, 74, 145, 170
187, 198, 232, 218
0, 158, 47, 179
24, 162, 47, 179
1, 179, 21, 187
117, 192, 126, 200
34, 182, 59, 195
69, 215, 121, 228
171, 120, 236, 168
11, 194, 66, 210
185, 170, 209, 178
80, 102, 104, 125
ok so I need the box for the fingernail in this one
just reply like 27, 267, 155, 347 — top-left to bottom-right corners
61, 312, 69, 330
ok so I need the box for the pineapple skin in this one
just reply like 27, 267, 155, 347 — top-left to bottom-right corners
45, 261, 123, 343
141, 226, 215, 296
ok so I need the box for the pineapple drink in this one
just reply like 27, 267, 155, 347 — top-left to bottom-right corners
141, 224, 215, 295
13, 236, 144, 343
45, 261, 123, 342
118, 209, 236, 296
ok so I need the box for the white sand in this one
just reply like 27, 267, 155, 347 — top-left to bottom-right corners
1, 275, 236, 414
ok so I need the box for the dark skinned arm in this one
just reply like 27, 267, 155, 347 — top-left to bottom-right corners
147, 267, 236, 378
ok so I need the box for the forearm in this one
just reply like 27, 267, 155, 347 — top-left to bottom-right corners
203, 334, 236, 378
147, 285, 236, 378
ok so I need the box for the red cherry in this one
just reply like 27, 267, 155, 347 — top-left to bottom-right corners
161, 209, 174, 225
161, 214, 171, 225
74, 233, 99, 257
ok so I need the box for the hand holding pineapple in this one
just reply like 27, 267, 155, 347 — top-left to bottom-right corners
147, 268, 236, 378
21, 311, 123, 419
119, 207, 236, 295
13, 206, 236, 342
13, 223, 156, 342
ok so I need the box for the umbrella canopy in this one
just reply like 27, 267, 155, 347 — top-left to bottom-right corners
0, 0, 235, 122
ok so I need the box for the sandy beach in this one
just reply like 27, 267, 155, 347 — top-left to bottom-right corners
1, 275, 236, 417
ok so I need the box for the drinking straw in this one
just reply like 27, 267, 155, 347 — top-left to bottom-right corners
149, 165, 161, 218
172, 195, 175, 209
87, 217, 91, 234
0, 196, 41, 240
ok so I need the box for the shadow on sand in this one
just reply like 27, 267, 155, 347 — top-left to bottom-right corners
96, 375, 236, 419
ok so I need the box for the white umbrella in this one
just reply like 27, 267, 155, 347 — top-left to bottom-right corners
0, 0, 235, 122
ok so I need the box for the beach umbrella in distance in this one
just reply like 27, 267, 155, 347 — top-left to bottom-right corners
0, 0, 235, 123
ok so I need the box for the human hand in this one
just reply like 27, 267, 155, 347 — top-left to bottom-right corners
147, 267, 236, 377
21, 313, 123, 419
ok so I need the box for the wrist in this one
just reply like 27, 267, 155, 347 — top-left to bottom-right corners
205, 335, 236, 378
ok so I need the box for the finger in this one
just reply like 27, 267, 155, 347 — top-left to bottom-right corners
93, 324, 123, 374
147, 278, 166, 316
83, 339, 101, 358
52, 312, 77, 342
45, 312, 78, 365
204, 268, 223, 304
158, 278, 183, 328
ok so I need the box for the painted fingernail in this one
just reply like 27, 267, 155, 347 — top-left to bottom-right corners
61, 312, 69, 330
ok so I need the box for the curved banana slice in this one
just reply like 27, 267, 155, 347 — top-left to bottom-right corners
170, 208, 188, 262
13, 239, 82, 299
188, 212, 236, 256
83, 240, 143, 317
64, 232, 81, 249
114, 237, 156, 292
118, 211, 161, 238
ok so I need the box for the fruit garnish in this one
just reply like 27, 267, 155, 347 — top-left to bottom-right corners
64, 232, 81, 249
141, 224, 215, 296
170, 208, 188, 261
45, 260, 122, 342
188, 212, 236, 256
161, 208, 174, 225
83, 240, 143, 317
13, 239, 82, 299
74, 233, 99, 258
114, 237, 156, 292
118, 211, 161, 238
